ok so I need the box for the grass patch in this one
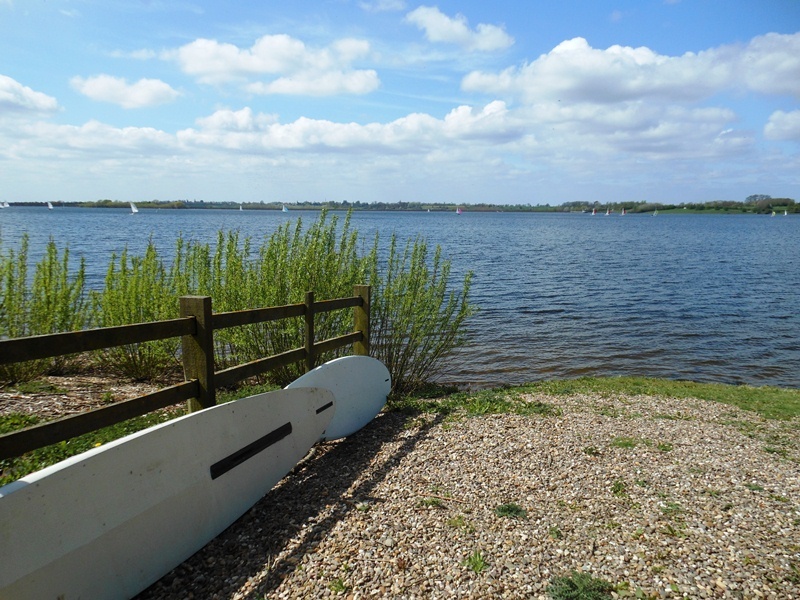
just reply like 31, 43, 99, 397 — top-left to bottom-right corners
389, 387, 560, 418
418, 497, 444, 508
515, 377, 800, 420
462, 549, 488, 574
494, 502, 527, 519
611, 480, 627, 497
610, 436, 639, 449
447, 515, 474, 532
12, 380, 68, 395
547, 570, 614, 599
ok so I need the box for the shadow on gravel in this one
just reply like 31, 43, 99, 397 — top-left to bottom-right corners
136, 409, 442, 600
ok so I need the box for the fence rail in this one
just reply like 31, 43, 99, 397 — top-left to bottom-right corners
0, 285, 370, 460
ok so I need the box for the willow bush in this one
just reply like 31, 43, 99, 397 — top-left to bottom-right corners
91, 242, 181, 381
1, 211, 476, 390
0, 235, 88, 382
368, 234, 475, 393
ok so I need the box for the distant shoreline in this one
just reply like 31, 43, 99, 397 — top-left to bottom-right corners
3, 198, 796, 215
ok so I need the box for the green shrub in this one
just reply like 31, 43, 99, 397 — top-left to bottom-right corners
0, 235, 88, 381
91, 242, 181, 381
1, 211, 476, 391
369, 234, 475, 393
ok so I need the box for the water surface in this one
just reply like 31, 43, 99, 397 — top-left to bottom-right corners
2, 207, 798, 389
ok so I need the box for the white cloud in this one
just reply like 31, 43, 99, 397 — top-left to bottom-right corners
462, 33, 800, 104
764, 110, 800, 141
178, 101, 522, 154
405, 6, 513, 52
739, 32, 800, 98
0, 74, 59, 114
70, 75, 180, 108
167, 34, 379, 96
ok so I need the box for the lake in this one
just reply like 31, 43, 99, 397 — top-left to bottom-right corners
1, 206, 798, 389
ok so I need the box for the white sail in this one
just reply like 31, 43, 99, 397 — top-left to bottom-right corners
47, 201, 54, 210
130, 202, 139, 214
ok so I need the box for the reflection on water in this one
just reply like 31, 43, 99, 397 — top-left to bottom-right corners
1, 207, 798, 388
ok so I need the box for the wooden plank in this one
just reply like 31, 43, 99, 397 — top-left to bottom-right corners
212, 303, 305, 330
313, 296, 361, 314
0, 381, 198, 460
214, 348, 306, 389
0, 319, 196, 365
313, 332, 363, 357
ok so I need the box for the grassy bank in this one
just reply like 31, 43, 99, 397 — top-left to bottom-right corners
2, 376, 797, 487
391, 376, 800, 421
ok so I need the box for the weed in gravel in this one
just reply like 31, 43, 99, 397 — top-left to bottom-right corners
610, 436, 638, 449
547, 570, 614, 599
447, 515, 474, 533
328, 577, 349, 593
611, 480, 627, 497
494, 502, 527, 519
463, 549, 488, 574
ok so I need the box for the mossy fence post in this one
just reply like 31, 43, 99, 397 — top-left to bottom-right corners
180, 295, 215, 413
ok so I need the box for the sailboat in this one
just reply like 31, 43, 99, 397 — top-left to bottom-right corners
785, 210, 789, 216
456, 207, 463, 215
282, 204, 289, 213
47, 201, 54, 210
621, 207, 627, 216
605, 208, 611, 216
239, 204, 243, 211
653, 209, 658, 216
591, 208, 597, 215
130, 202, 139, 215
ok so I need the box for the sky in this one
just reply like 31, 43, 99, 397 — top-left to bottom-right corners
1, 1, 799, 206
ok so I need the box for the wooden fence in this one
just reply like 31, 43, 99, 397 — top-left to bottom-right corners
0, 285, 370, 460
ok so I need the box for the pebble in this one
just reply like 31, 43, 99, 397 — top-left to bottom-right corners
136, 392, 799, 599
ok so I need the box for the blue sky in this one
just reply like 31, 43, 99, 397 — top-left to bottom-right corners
1, 0, 799, 205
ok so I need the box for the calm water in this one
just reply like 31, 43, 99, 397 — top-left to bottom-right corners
2, 206, 798, 389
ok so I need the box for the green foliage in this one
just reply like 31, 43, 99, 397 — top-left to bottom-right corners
1, 211, 476, 392
30, 239, 88, 373
494, 502, 527, 519
369, 234, 475, 393
462, 549, 488, 574
547, 570, 614, 599
91, 241, 181, 380
0, 235, 88, 381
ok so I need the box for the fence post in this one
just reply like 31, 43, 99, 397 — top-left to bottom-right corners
353, 284, 370, 356
180, 295, 216, 412
304, 291, 315, 372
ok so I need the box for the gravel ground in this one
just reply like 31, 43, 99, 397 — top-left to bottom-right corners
128, 392, 800, 600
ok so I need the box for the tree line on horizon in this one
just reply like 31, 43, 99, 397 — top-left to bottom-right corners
6, 195, 796, 214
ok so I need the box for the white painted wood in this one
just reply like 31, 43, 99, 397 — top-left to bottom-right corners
286, 356, 390, 441
0, 387, 335, 600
